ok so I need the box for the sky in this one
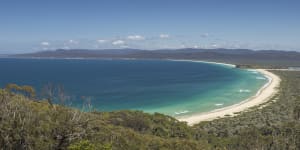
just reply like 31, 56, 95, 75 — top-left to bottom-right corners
0, 0, 299, 53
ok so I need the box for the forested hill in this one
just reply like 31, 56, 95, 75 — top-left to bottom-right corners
12, 48, 300, 68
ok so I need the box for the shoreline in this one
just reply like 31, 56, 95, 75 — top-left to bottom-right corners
165, 59, 236, 68
178, 69, 281, 125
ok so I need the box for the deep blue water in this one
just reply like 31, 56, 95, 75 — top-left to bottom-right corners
0, 58, 267, 116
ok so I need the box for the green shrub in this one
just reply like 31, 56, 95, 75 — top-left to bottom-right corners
68, 140, 96, 150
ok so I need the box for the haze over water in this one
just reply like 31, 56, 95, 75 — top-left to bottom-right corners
0, 58, 267, 117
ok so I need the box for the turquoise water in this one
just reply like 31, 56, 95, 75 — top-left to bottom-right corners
0, 58, 267, 117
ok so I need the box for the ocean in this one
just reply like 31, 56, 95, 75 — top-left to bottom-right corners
0, 58, 267, 117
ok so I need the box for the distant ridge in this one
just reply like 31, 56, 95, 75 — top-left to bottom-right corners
11, 48, 300, 68
0, 54, 9, 57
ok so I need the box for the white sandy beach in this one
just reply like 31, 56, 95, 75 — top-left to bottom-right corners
178, 69, 281, 125
166, 59, 236, 68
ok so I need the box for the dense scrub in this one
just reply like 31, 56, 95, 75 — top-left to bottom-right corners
0, 71, 299, 149
0, 86, 208, 149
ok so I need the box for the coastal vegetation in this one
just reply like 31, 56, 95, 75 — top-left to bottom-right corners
0, 71, 299, 149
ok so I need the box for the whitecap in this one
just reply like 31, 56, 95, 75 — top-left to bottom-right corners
247, 70, 258, 74
215, 103, 224, 106
256, 77, 266, 80
239, 89, 251, 93
174, 110, 189, 115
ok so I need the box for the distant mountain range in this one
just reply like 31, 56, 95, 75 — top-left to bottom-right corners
12, 48, 300, 68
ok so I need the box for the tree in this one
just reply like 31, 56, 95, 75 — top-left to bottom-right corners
41, 83, 70, 105
41, 83, 55, 105
21, 85, 36, 99
5, 84, 35, 99
5, 83, 21, 94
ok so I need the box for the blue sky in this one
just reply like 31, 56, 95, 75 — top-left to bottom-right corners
0, 0, 299, 53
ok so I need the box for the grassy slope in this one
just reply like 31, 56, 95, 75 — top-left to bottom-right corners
0, 71, 299, 150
